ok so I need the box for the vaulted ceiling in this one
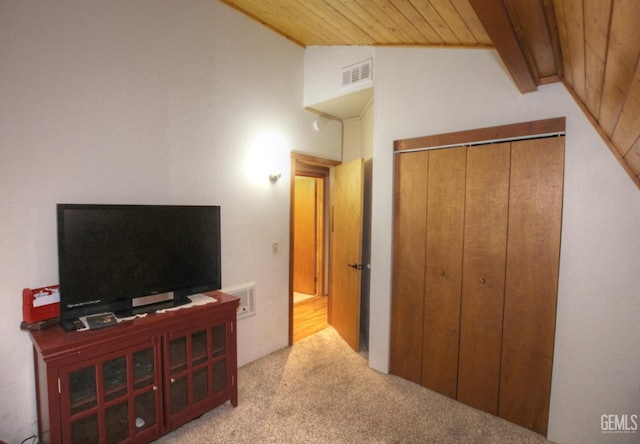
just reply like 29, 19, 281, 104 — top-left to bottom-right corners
220, 0, 640, 189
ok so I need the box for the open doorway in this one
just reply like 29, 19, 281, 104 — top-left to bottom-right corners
289, 153, 340, 344
293, 174, 323, 302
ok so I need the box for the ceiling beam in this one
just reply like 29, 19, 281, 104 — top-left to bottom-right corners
468, 0, 538, 93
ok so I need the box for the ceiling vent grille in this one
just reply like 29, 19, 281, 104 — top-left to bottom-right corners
342, 58, 373, 88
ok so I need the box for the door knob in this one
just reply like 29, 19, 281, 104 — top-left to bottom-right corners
348, 263, 363, 270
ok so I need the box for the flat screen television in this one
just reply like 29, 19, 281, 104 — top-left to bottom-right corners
57, 204, 221, 322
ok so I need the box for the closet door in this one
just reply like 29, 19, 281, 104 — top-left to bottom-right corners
421, 147, 466, 398
389, 150, 429, 383
457, 143, 511, 414
499, 137, 564, 435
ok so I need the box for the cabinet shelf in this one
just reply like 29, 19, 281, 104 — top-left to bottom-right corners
212, 346, 225, 356
134, 374, 155, 390
193, 354, 207, 366
70, 398, 97, 416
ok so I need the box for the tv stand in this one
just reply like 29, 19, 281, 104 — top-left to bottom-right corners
28, 291, 239, 443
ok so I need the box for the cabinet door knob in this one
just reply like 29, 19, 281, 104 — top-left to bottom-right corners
170, 378, 176, 384
153, 385, 158, 391
479, 278, 486, 284
439, 270, 445, 277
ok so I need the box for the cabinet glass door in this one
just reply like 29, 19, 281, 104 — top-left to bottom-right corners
166, 321, 230, 423
61, 341, 161, 443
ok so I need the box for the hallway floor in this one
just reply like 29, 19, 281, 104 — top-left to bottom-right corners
293, 295, 327, 343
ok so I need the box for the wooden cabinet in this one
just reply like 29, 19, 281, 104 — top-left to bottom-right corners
390, 123, 564, 436
29, 291, 239, 444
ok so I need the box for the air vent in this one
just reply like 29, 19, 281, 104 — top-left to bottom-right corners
342, 58, 373, 88
222, 282, 255, 319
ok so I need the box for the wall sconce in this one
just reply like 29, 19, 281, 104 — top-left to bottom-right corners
269, 173, 282, 183
313, 116, 329, 131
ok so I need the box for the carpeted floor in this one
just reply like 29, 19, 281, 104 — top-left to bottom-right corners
156, 327, 553, 443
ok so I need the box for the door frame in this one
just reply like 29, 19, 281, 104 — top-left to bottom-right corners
289, 152, 341, 345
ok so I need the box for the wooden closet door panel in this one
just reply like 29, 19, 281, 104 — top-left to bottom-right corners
499, 137, 564, 435
390, 151, 429, 383
458, 143, 510, 414
421, 147, 466, 398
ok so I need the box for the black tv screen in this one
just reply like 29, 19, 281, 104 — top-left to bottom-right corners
57, 204, 221, 321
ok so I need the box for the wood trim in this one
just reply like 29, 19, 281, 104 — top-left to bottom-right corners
394, 117, 566, 152
291, 151, 341, 168
467, 0, 537, 93
541, 0, 564, 80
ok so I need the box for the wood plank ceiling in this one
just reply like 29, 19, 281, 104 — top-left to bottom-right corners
220, 0, 640, 189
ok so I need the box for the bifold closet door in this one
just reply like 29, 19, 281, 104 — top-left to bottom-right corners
457, 143, 511, 415
421, 147, 466, 398
389, 150, 429, 383
499, 137, 564, 435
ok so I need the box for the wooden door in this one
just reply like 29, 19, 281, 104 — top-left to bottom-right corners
421, 147, 466, 398
390, 150, 429, 383
457, 143, 511, 415
293, 176, 317, 295
499, 137, 564, 435
331, 158, 364, 351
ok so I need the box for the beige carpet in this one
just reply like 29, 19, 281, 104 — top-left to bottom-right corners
156, 327, 552, 443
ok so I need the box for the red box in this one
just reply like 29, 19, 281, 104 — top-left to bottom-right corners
22, 285, 60, 323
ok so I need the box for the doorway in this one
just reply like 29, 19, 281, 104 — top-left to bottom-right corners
293, 175, 323, 302
289, 153, 339, 344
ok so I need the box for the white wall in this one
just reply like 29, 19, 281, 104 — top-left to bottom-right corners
367, 47, 640, 444
342, 99, 374, 163
361, 100, 374, 160
342, 118, 362, 162
303, 45, 375, 107
0, 1, 341, 442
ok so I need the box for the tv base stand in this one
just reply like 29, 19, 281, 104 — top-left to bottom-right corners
28, 291, 239, 443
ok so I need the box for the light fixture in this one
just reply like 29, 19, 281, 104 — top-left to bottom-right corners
269, 173, 282, 183
312, 116, 329, 131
